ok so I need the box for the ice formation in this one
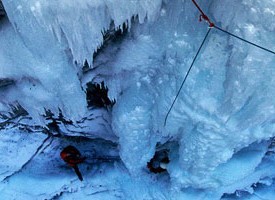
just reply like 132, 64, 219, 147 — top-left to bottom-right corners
0, 0, 275, 199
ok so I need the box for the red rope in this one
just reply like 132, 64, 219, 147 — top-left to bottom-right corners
191, 0, 214, 27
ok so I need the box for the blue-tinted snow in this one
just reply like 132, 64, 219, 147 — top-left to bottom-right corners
0, 0, 275, 199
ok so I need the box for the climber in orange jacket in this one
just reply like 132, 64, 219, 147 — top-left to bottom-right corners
60, 145, 86, 181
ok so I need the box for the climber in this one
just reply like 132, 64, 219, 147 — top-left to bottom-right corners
147, 149, 170, 173
60, 145, 86, 181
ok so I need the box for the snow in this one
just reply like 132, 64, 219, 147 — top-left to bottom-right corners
0, 0, 275, 199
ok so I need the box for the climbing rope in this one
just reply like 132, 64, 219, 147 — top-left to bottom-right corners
192, 0, 275, 55
214, 26, 275, 55
191, 0, 214, 28
164, 28, 212, 126
164, 0, 275, 126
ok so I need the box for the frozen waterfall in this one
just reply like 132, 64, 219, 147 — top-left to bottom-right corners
0, 0, 274, 199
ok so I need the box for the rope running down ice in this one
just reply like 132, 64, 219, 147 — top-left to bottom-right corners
164, 28, 211, 126
164, 0, 275, 126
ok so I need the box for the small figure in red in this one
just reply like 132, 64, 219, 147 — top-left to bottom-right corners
60, 145, 85, 181
147, 149, 170, 173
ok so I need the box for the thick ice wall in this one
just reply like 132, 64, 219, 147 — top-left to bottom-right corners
170, 0, 275, 187
0, 0, 162, 122
108, 0, 275, 190
211, 0, 275, 128
109, 0, 216, 175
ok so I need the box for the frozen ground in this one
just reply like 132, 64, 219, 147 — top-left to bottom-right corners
0, 0, 275, 199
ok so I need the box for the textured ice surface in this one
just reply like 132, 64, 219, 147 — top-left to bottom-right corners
0, 0, 275, 199
1, 0, 162, 122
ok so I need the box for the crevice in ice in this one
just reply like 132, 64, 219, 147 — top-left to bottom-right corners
86, 81, 116, 109
0, 78, 15, 88
0, 0, 6, 20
